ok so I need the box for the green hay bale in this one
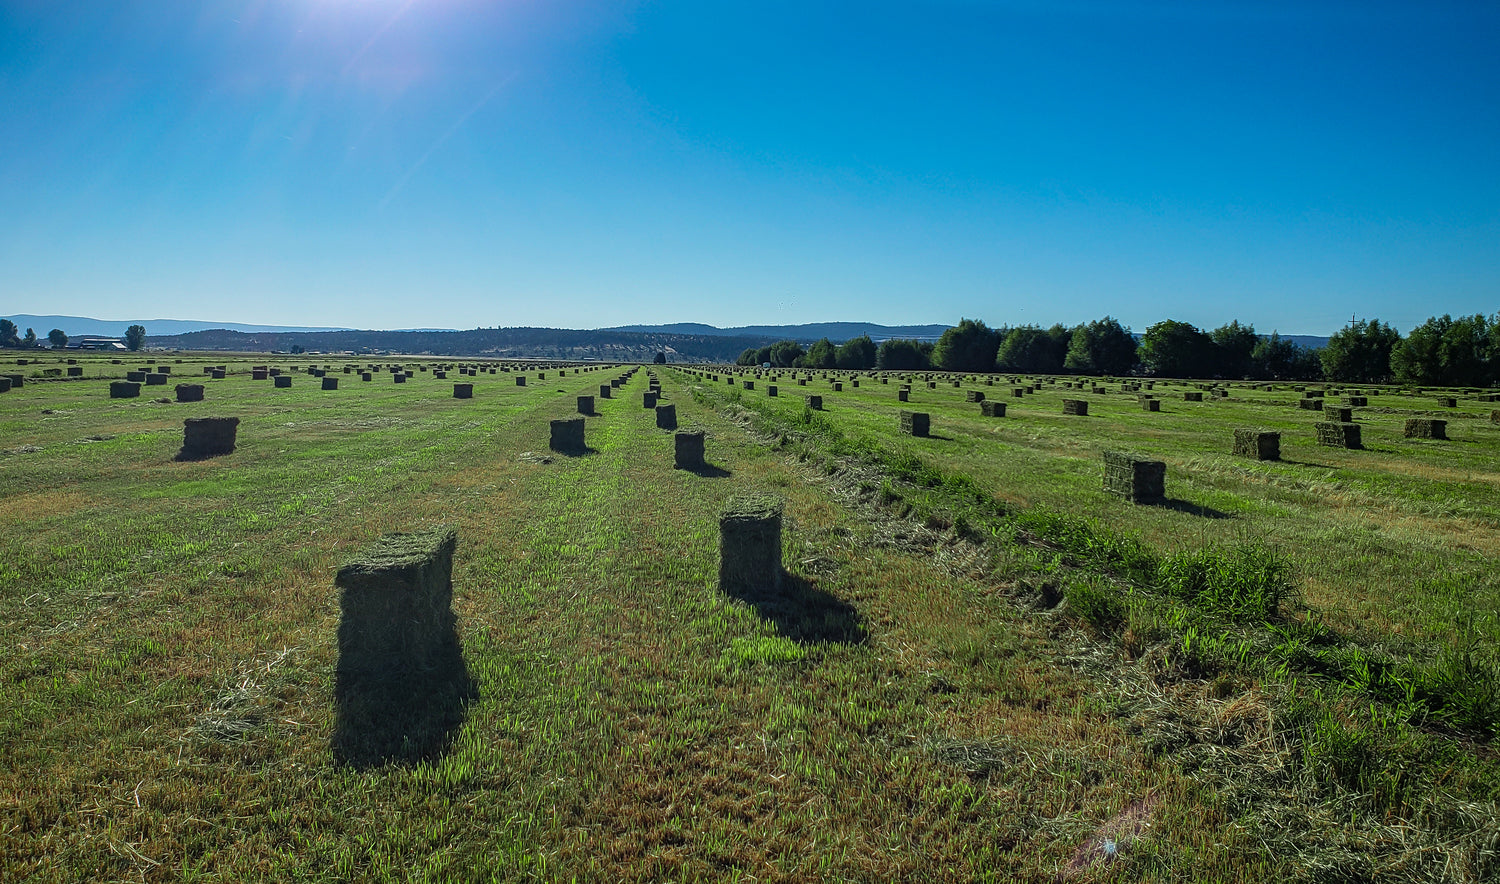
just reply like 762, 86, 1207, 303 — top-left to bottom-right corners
110, 381, 140, 398
319, 377, 337, 391
176, 417, 239, 461
767, 385, 777, 397
599, 384, 611, 399
452, 383, 473, 399
1183, 391, 1203, 402
335, 526, 458, 679
1103, 450, 1165, 504
1343, 396, 1367, 407
900, 410, 930, 436
1315, 421, 1362, 449
719, 496, 782, 596
1403, 418, 1447, 440
393, 373, 407, 384
273, 375, 292, 388
4, 374, 23, 388
832, 382, 842, 391
1061, 398, 1088, 415
1322, 404, 1353, 422
1012, 387, 1025, 398
175, 383, 205, 402
1141, 399, 1160, 412
806, 395, 823, 410
674, 430, 705, 470
145, 373, 168, 386
655, 403, 677, 430
549, 418, 586, 453
643, 391, 658, 408
515, 376, 526, 386
981, 400, 1006, 417
1297, 398, 1324, 410
1233, 429, 1280, 460
897, 389, 909, 402
251, 369, 268, 380
966, 390, 984, 402
577, 395, 594, 414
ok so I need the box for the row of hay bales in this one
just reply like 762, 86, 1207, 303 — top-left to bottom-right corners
101, 362, 616, 400
549, 369, 709, 469
107, 364, 620, 462
683, 362, 1498, 409
679, 365, 1490, 449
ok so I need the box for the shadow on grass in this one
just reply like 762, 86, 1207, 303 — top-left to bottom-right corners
921, 433, 957, 442
679, 462, 731, 478
1157, 498, 1233, 519
550, 445, 599, 458
723, 571, 867, 645
1280, 458, 1336, 469
332, 625, 477, 769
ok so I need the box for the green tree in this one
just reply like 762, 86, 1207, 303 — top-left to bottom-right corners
995, 325, 1065, 374
1391, 314, 1493, 387
653, 350, 667, 364
21, 328, 36, 348
801, 337, 837, 369
125, 324, 147, 351
1290, 346, 1325, 380
47, 328, 68, 349
931, 318, 1001, 373
1137, 320, 1215, 378
1063, 316, 1137, 375
1250, 331, 1302, 379
735, 348, 759, 366
1321, 319, 1399, 383
0, 319, 17, 347
1210, 320, 1258, 378
768, 340, 804, 367
834, 335, 876, 370
289, 344, 306, 354
875, 338, 931, 370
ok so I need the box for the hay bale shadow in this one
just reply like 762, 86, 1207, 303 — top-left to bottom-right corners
1157, 498, 1233, 519
332, 622, 476, 769
1279, 458, 1335, 469
682, 463, 731, 478
553, 445, 598, 458
723, 570, 867, 645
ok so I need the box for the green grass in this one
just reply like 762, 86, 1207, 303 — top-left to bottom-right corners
0, 354, 1496, 882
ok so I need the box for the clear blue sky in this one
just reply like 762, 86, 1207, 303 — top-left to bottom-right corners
3, 1, 1496, 335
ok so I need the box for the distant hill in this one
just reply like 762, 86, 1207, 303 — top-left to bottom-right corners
3, 315, 352, 337
604, 322, 951, 342
1278, 334, 1328, 350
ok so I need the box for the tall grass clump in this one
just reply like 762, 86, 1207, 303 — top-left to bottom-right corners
1156, 544, 1296, 623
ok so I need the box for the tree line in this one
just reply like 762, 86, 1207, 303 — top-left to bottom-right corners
0, 320, 147, 350
736, 313, 1500, 385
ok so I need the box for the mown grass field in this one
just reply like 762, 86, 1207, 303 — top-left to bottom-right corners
1, 354, 1497, 882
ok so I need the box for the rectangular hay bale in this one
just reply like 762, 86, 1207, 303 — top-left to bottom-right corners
1102, 450, 1165, 504
1233, 429, 1280, 460
1315, 421, 1362, 449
